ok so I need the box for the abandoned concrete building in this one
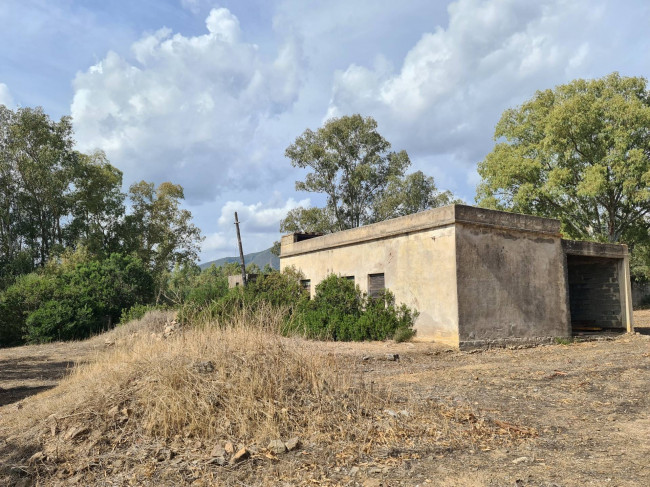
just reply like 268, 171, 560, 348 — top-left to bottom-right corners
279, 204, 634, 349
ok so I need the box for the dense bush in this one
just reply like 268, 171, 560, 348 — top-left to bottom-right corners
181, 271, 418, 342
178, 268, 307, 325
0, 250, 154, 346
296, 275, 417, 341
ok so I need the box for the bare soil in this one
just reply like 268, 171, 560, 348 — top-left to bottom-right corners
1, 317, 649, 486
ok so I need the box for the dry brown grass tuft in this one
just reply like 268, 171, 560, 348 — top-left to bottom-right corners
0, 306, 533, 486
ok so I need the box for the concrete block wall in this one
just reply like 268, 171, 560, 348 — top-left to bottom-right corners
567, 257, 623, 329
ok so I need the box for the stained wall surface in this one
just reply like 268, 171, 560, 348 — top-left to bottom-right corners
280, 205, 633, 348
455, 219, 570, 348
280, 207, 460, 346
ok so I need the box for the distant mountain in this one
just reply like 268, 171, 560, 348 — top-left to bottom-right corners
199, 247, 279, 271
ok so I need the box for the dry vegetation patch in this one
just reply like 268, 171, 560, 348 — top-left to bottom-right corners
0, 308, 531, 486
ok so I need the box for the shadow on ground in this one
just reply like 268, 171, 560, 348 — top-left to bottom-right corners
0, 357, 76, 407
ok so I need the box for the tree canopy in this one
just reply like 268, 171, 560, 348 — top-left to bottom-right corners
281, 114, 457, 234
477, 73, 650, 246
0, 104, 205, 345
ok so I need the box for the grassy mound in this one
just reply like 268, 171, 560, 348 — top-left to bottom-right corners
0, 308, 535, 486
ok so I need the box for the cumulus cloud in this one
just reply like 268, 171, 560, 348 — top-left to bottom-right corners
201, 195, 310, 258
0, 83, 14, 107
326, 0, 606, 165
71, 7, 303, 203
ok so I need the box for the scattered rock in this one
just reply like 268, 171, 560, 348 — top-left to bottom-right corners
28, 451, 44, 463
207, 456, 226, 466
268, 439, 286, 454
193, 361, 215, 374
385, 353, 400, 361
229, 447, 250, 465
163, 320, 181, 338
362, 355, 372, 361
285, 437, 300, 451
512, 456, 529, 465
224, 441, 235, 454
63, 426, 89, 440
210, 445, 226, 458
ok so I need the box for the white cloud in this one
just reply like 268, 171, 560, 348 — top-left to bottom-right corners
71, 7, 304, 204
201, 195, 310, 259
0, 83, 14, 107
217, 195, 310, 232
326, 0, 608, 165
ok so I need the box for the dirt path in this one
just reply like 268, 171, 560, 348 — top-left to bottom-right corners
1, 316, 649, 486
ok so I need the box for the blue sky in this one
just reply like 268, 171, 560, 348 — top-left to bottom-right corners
1, 0, 649, 261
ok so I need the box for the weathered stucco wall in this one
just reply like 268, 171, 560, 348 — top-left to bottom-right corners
280, 207, 460, 346
455, 220, 570, 348
280, 205, 633, 348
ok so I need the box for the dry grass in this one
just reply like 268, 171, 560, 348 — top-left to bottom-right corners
0, 306, 532, 486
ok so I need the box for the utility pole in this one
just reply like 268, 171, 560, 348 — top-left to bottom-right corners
234, 212, 247, 287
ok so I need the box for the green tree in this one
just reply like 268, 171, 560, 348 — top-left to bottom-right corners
122, 181, 203, 301
372, 171, 460, 221
283, 114, 411, 232
477, 73, 650, 245
282, 115, 457, 234
66, 151, 125, 255
1, 106, 77, 266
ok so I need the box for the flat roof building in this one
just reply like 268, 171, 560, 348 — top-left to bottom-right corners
280, 205, 634, 349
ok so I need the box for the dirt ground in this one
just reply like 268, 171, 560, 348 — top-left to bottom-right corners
1, 316, 649, 486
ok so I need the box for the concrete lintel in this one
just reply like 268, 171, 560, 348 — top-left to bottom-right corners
562, 239, 628, 259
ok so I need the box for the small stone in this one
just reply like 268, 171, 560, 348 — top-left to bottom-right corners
349, 466, 360, 476
210, 445, 226, 458
369, 467, 383, 474
207, 456, 226, 466
193, 361, 215, 373
362, 356, 372, 361
512, 456, 529, 465
385, 353, 400, 361
229, 447, 250, 465
28, 451, 44, 463
224, 441, 235, 454
285, 437, 300, 451
268, 439, 286, 454
63, 426, 89, 440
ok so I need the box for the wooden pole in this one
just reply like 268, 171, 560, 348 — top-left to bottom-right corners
234, 212, 247, 287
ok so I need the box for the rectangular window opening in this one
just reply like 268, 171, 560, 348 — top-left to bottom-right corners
368, 273, 385, 299
300, 279, 311, 295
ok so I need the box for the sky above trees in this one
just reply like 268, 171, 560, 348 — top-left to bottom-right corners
1, 0, 649, 262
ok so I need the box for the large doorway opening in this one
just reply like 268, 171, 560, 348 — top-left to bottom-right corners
566, 255, 625, 335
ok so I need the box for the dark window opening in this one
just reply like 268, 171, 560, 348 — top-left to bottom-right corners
567, 255, 624, 335
368, 273, 385, 299
300, 279, 311, 295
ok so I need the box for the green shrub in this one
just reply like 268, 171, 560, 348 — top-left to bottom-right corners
0, 251, 155, 346
296, 275, 418, 342
178, 271, 418, 343
120, 304, 168, 324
